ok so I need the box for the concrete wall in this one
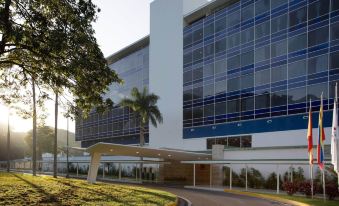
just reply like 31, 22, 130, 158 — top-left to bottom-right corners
149, 0, 184, 149
183, 0, 211, 15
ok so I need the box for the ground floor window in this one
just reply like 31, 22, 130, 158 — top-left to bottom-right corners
206, 135, 252, 149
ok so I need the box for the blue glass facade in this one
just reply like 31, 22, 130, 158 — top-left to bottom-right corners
183, 0, 339, 137
76, 46, 149, 147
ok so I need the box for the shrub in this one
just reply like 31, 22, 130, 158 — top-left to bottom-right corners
248, 168, 265, 189
298, 181, 314, 197
282, 181, 298, 196
265, 172, 279, 190
326, 183, 339, 200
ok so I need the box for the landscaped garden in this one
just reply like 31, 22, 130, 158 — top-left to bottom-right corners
0, 172, 176, 206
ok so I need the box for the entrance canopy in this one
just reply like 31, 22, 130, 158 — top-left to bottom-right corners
87, 143, 211, 161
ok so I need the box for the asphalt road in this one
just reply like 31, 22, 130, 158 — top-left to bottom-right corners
145, 186, 290, 206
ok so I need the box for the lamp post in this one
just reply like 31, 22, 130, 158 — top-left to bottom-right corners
66, 117, 69, 178
7, 109, 10, 172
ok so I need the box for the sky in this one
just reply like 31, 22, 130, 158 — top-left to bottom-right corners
0, 0, 151, 133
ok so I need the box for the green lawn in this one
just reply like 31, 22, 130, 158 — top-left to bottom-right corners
0, 172, 176, 206
272, 194, 339, 206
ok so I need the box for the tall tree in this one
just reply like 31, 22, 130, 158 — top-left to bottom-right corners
25, 126, 54, 160
53, 91, 58, 178
120, 87, 163, 146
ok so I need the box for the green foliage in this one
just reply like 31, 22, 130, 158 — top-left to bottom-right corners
0, 172, 176, 205
247, 168, 265, 189
264, 172, 282, 190
24, 126, 54, 159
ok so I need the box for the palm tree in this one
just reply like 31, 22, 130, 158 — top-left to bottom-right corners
120, 87, 163, 147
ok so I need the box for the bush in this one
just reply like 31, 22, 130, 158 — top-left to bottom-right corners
282, 181, 298, 196
264, 172, 282, 190
326, 183, 339, 200
248, 168, 265, 189
222, 166, 244, 187
298, 181, 314, 197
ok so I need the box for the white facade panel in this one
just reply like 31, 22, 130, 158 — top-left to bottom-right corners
149, 0, 184, 149
183, 0, 212, 15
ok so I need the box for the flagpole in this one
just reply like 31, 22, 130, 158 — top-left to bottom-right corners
309, 98, 314, 199
336, 82, 339, 191
321, 92, 326, 201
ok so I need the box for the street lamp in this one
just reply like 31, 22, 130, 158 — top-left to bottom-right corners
66, 117, 69, 178
7, 109, 11, 172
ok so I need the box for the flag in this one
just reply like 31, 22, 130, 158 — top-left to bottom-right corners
331, 83, 338, 173
307, 100, 313, 165
317, 94, 326, 170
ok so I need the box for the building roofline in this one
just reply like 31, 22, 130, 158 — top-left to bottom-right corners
106, 35, 150, 65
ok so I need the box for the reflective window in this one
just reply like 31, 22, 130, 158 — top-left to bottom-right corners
227, 77, 240, 92
333, 0, 339, 11
215, 17, 226, 33
204, 43, 214, 57
255, 93, 270, 109
241, 50, 254, 66
289, 33, 307, 53
255, 0, 270, 15
242, 5, 254, 22
271, 0, 287, 9
271, 39, 287, 58
256, 21, 270, 39
193, 67, 203, 80
204, 104, 214, 117
193, 28, 203, 42
215, 102, 227, 115
307, 83, 328, 101
330, 51, 339, 69
193, 87, 203, 99
227, 99, 240, 113
289, 6, 307, 27
193, 106, 203, 119
241, 136, 252, 148
241, 97, 254, 111
241, 27, 254, 44
308, 0, 329, 20
271, 14, 287, 34
228, 136, 241, 148
215, 80, 226, 95
227, 33, 240, 49
271, 65, 287, 82
183, 89, 192, 101
331, 22, 339, 41
227, 55, 240, 70
255, 45, 270, 63
203, 63, 214, 77
215, 59, 226, 74
184, 34, 192, 47
288, 60, 307, 79
193, 48, 203, 61
255, 69, 270, 86
308, 54, 328, 74
289, 87, 306, 104
183, 52, 192, 65
204, 84, 214, 98
308, 26, 329, 47
241, 73, 254, 89
204, 23, 214, 37
227, 12, 240, 28
183, 70, 192, 83
183, 108, 192, 120
215, 38, 226, 53
271, 90, 287, 107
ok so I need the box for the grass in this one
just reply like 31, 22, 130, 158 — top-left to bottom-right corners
0, 172, 176, 206
224, 189, 339, 206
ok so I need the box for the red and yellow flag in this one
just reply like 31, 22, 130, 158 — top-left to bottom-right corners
317, 95, 326, 170
307, 100, 313, 165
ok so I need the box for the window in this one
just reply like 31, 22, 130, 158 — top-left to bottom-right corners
204, 104, 214, 117
183, 89, 192, 101
193, 48, 203, 61
227, 33, 240, 49
183, 52, 192, 65
255, 92, 270, 109
203, 63, 214, 77
289, 87, 306, 104
331, 22, 339, 41
227, 77, 240, 92
288, 33, 307, 53
193, 28, 203, 42
227, 55, 240, 70
241, 73, 254, 89
307, 83, 328, 101
330, 51, 339, 69
183, 108, 192, 120
289, 6, 307, 27
204, 84, 214, 98
255, 45, 270, 63
228, 137, 241, 148
183, 70, 192, 83
271, 0, 287, 9
256, 21, 270, 39
184, 33, 192, 47
215, 38, 226, 53
308, 0, 329, 20
288, 60, 307, 78
255, 0, 270, 15
271, 39, 287, 58
193, 87, 203, 99
271, 65, 287, 82
215, 80, 226, 95
241, 50, 254, 66
215, 17, 226, 33
241, 136, 252, 148
206, 136, 252, 149
215, 102, 227, 115
271, 14, 287, 34
308, 26, 329, 47
204, 43, 214, 57
255, 69, 270, 86
241, 97, 254, 111
242, 5, 254, 22
204, 23, 214, 37
193, 67, 203, 80
227, 99, 240, 113
193, 106, 203, 119
308, 54, 328, 74
215, 59, 226, 74
227, 11, 240, 28
241, 27, 254, 44
271, 90, 287, 107
333, 0, 339, 11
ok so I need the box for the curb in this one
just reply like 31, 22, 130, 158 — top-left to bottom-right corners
176, 196, 192, 206
223, 189, 309, 206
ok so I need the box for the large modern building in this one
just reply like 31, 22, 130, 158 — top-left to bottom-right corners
77, 0, 339, 183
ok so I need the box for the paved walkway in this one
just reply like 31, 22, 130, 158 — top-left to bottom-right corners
143, 185, 290, 206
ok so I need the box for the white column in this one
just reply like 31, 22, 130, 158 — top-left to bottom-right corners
209, 164, 212, 188
102, 163, 105, 179
118, 163, 122, 180
276, 165, 280, 194
230, 165, 232, 190
76, 163, 79, 176
87, 152, 101, 183
245, 165, 248, 191
193, 163, 196, 187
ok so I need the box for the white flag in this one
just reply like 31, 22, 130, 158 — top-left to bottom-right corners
331, 85, 339, 173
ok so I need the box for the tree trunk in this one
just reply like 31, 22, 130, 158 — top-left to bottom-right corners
139, 122, 144, 181
7, 111, 10, 172
53, 92, 58, 178
32, 78, 37, 176
0, 0, 12, 55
